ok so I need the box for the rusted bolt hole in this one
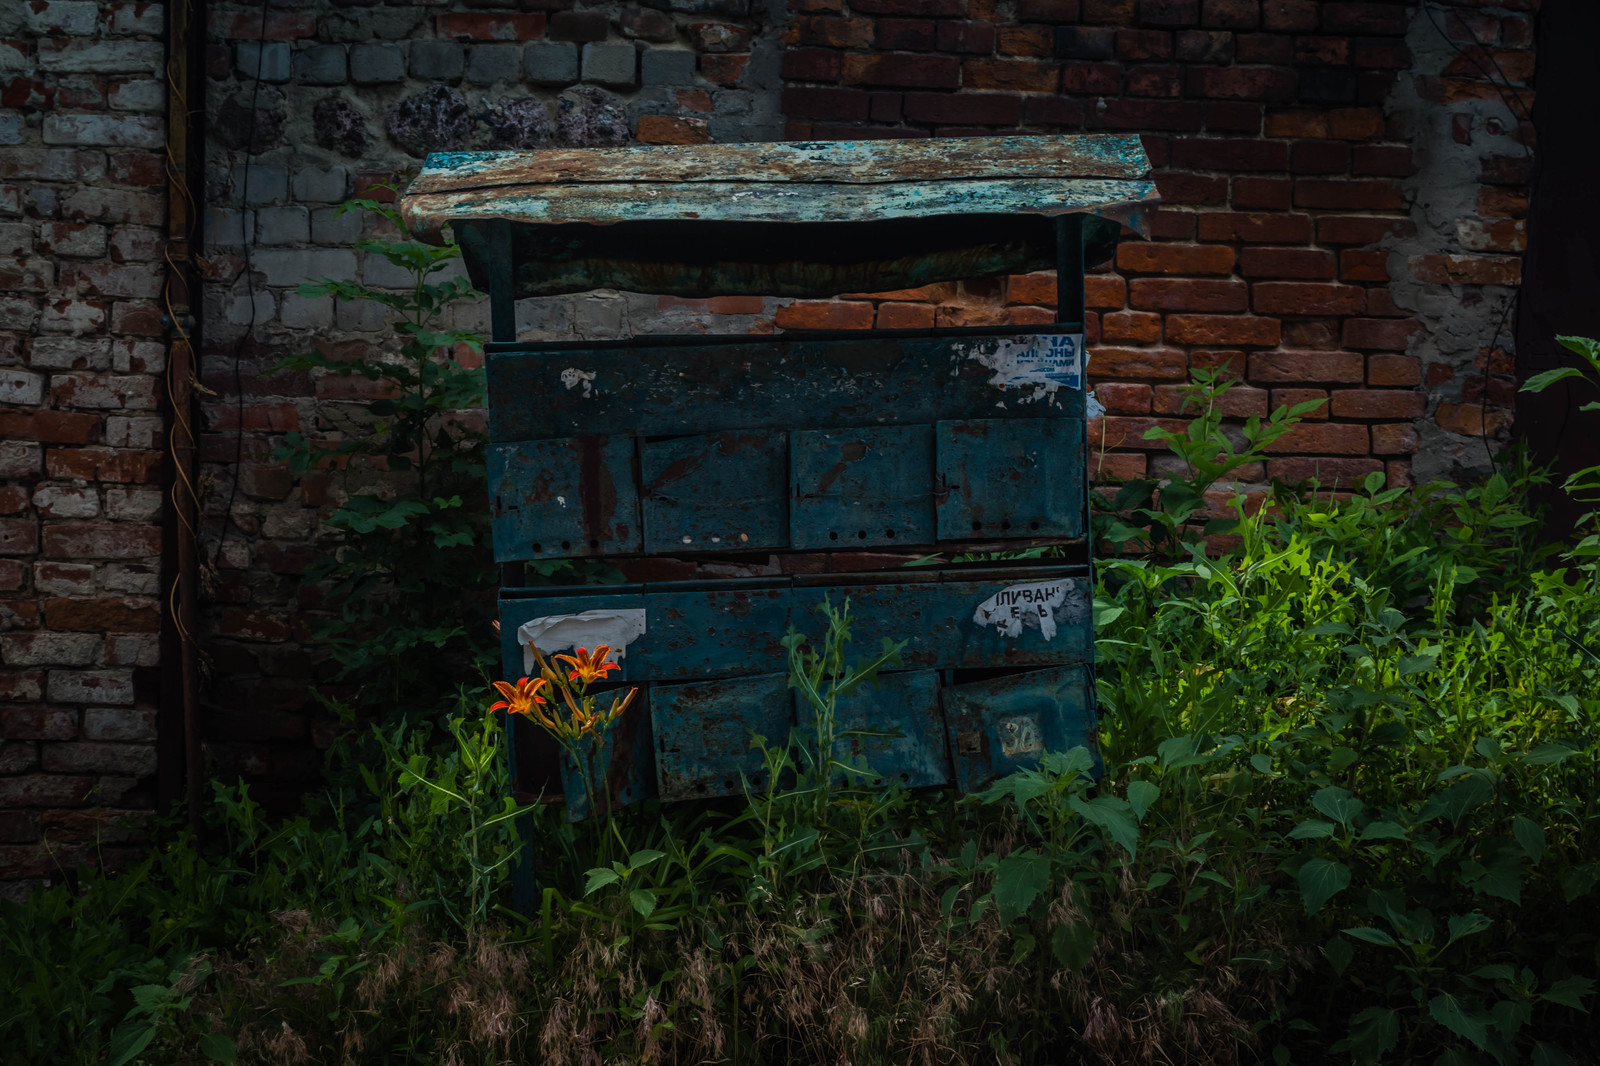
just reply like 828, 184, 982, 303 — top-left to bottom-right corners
856, 530, 866, 539
885, 529, 896, 539
589, 539, 599, 549
1030, 520, 1040, 531
532, 543, 542, 553
561, 541, 571, 551
1000, 520, 1011, 531
970, 521, 981, 532
829, 531, 839, 541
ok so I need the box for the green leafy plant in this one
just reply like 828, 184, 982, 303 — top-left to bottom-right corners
272, 187, 494, 715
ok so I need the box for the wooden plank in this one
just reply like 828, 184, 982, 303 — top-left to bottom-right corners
935, 418, 1086, 541
640, 431, 789, 554
487, 331, 1086, 444
487, 437, 640, 562
942, 665, 1096, 794
407, 135, 1153, 197
790, 425, 935, 550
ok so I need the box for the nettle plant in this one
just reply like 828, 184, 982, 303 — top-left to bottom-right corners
273, 188, 495, 713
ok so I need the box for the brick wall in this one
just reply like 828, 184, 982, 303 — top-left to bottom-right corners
0, 0, 168, 900
194, 0, 788, 807
777, 0, 1532, 490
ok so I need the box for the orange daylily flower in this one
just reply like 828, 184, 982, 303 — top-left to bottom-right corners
555, 645, 622, 685
488, 676, 549, 718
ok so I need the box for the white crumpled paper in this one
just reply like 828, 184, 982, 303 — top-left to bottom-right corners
517, 609, 647, 674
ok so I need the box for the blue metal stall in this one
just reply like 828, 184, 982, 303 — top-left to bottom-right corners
401, 135, 1157, 888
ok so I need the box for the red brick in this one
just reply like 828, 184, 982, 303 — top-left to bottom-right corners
939, 19, 996, 52
962, 58, 1060, 92
997, 25, 1053, 55
1254, 282, 1365, 316
1350, 145, 1412, 177
1128, 278, 1248, 312
1116, 28, 1173, 60
0, 775, 97, 807
1188, 66, 1296, 101
436, 12, 546, 39
783, 87, 871, 121
1316, 214, 1414, 245
1408, 255, 1521, 287
1096, 416, 1196, 450
1290, 139, 1348, 174
1269, 388, 1329, 419
1202, 0, 1258, 29
1126, 66, 1182, 98
775, 301, 876, 330
636, 116, 711, 145
1339, 250, 1389, 282
1166, 315, 1281, 347
40, 524, 161, 560
1294, 34, 1349, 66
1477, 188, 1527, 220
1154, 383, 1267, 416
1094, 382, 1153, 413
1367, 354, 1420, 386
877, 17, 938, 50
1196, 212, 1312, 243
1101, 311, 1163, 342
1268, 422, 1369, 454
205, 402, 299, 433
1247, 350, 1364, 383
850, 0, 965, 13
1294, 179, 1404, 211
1228, 178, 1291, 212
1320, 2, 1407, 35
1330, 388, 1424, 420
1116, 243, 1235, 275
1235, 33, 1291, 64
1087, 346, 1188, 380
1343, 317, 1419, 351
42, 597, 160, 631
1435, 402, 1513, 438
1020, 0, 1082, 19
1141, 0, 1199, 28
44, 447, 160, 483
903, 92, 1021, 124
1083, 0, 1135, 22
1088, 451, 1148, 481
1087, 275, 1127, 309
0, 411, 102, 445
843, 53, 961, 88
1093, 100, 1208, 132
1171, 138, 1289, 172
782, 49, 840, 81
1371, 422, 1420, 455
1239, 248, 1337, 280
1353, 37, 1410, 68
700, 54, 748, 86
1147, 210, 1195, 240
1267, 457, 1383, 484
875, 302, 935, 329
1262, 0, 1317, 32
215, 10, 317, 38
1, 706, 75, 740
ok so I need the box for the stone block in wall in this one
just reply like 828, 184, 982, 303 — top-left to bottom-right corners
251, 248, 357, 286
45, 670, 136, 707
583, 42, 639, 87
351, 43, 406, 85
0, 370, 44, 407
525, 41, 580, 84
467, 44, 522, 85
291, 166, 349, 204
279, 294, 334, 329
230, 164, 288, 204
361, 252, 414, 289
294, 45, 348, 86
40, 741, 155, 775
254, 205, 310, 245
81, 706, 157, 743
410, 40, 465, 81
236, 41, 291, 83
310, 206, 362, 245
642, 47, 695, 86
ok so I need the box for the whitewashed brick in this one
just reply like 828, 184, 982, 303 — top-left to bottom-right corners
43, 113, 165, 149
105, 415, 161, 447
32, 485, 100, 519
37, 39, 163, 73
251, 248, 356, 286
82, 705, 157, 741
104, 488, 160, 521
108, 79, 165, 113
46, 670, 136, 706
0, 632, 100, 667
0, 368, 43, 405
0, 443, 41, 478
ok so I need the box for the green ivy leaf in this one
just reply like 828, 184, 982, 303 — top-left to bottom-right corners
198, 1033, 238, 1064
1288, 818, 1336, 840
992, 849, 1051, 929
1051, 920, 1096, 971
1342, 926, 1397, 947
583, 867, 620, 896
1428, 992, 1491, 1050
629, 889, 657, 918
1512, 815, 1545, 863
1542, 976, 1595, 1011
1344, 1006, 1399, 1065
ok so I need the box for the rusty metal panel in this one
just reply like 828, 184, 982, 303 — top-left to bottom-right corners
652, 674, 793, 800
499, 590, 646, 683
488, 437, 640, 563
631, 584, 792, 680
819, 670, 949, 790
559, 686, 658, 821
935, 418, 1086, 541
487, 330, 1086, 446
640, 431, 789, 554
790, 425, 934, 550
942, 665, 1096, 794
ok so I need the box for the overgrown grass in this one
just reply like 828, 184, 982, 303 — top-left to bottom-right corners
5, 464, 1599, 1065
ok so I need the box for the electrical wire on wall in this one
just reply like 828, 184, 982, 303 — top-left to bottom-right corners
212, 0, 276, 568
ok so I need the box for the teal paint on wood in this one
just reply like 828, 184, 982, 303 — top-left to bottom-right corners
816, 670, 949, 790
651, 673, 793, 801
943, 665, 1096, 795
641, 432, 789, 554
935, 418, 1087, 541
488, 436, 640, 562
486, 329, 1086, 445
790, 425, 935, 550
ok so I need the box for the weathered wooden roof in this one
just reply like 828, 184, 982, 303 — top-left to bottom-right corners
400, 134, 1158, 299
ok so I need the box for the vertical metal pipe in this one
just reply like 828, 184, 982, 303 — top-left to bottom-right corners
162, 0, 205, 828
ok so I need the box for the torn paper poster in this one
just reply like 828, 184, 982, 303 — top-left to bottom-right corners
518, 609, 647, 674
972, 578, 1085, 641
966, 334, 1084, 394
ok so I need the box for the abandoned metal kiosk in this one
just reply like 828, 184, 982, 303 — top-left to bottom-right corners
401, 134, 1157, 898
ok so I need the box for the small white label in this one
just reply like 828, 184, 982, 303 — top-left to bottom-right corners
973, 578, 1084, 641
518, 608, 646, 674
967, 333, 1084, 395
559, 367, 597, 398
